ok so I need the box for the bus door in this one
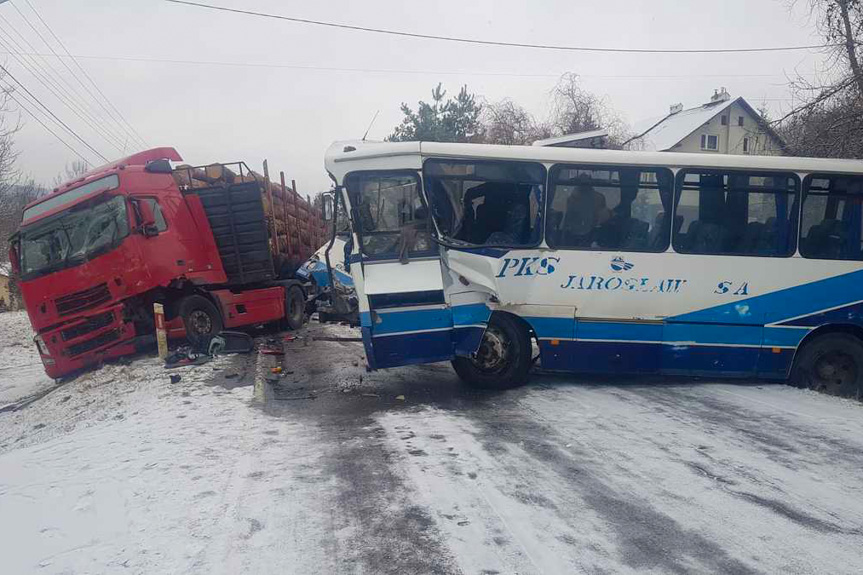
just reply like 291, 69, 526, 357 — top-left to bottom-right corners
345, 170, 454, 369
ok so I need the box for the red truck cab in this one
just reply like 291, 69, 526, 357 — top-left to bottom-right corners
9, 148, 310, 378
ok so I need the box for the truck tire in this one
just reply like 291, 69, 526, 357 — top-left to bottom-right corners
452, 313, 531, 389
178, 295, 223, 345
790, 333, 863, 398
285, 285, 305, 330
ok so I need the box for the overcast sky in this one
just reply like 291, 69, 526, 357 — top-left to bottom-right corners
1, 0, 829, 192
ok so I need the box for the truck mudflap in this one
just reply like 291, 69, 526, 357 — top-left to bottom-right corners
36, 302, 137, 378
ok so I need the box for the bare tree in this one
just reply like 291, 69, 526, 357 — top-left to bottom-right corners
481, 99, 551, 145
53, 159, 90, 188
777, 0, 863, 157
547, 73, 631, 147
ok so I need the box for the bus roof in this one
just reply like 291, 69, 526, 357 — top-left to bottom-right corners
325, 140, 863, 182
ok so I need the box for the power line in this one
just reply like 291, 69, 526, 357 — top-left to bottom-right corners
0, 49, 824, 81
166, 0, 833, 55
18, 0, 149, 149
0, 15, 129, 153
1, 5, 136, 151
0, 64, 108, 162
0, 79, 94, 165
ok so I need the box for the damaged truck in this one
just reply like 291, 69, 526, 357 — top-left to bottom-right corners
8, 148, 326, 378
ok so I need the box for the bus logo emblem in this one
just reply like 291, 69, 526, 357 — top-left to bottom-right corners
610, 257, 634, 272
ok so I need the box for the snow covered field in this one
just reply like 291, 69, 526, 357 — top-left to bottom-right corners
1, 311, 863, 574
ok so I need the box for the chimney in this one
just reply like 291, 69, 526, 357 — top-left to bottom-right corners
710, 87, 731, 103
669, 103, 683, 115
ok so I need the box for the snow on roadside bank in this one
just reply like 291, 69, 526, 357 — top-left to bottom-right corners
0, 346, 343, 574
0, 311, 55, 406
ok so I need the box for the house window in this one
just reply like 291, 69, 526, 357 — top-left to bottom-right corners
738, 116, 744, 126
721, 115, 728, 126
700, 134, 719, 151
743, 138, 750, 153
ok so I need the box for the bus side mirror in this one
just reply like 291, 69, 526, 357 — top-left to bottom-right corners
8, 242, 20, 275
322, 194, 334, 221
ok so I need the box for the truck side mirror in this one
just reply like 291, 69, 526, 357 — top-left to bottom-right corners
136, 200, 158, 237
8, 242, 20, 275
322, 194, 334, 221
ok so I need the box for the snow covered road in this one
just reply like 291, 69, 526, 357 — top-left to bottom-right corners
1, 313, 863, 574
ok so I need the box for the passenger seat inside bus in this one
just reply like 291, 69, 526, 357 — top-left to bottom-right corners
803, 219, 847, 259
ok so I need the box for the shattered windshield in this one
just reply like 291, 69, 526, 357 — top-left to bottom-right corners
20, 194, 130, 279
424, 159, 545, 247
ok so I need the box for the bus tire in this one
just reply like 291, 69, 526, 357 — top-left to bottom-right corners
178, 295, 223, 345
285, 285, 305, 330
452, 313, 531, 389
790, 333, 863, 398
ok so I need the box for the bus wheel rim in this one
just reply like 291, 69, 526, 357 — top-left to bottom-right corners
473, 326, 508, 372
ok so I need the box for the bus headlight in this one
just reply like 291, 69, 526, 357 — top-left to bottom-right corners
34, 335, 51, 356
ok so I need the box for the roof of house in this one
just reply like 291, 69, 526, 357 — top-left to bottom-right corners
532, 129, 608, 147
0, 262, 10, 277
626, 96, 786, 152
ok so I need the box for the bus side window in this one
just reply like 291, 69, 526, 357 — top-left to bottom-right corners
424, 160, 545, 248
800, 175, 863, 261
673, 170, 798, 257
545, 165, 672, 252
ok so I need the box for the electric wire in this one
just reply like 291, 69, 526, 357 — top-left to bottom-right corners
18, 0, 148, 149
0, 64, 109, 162
0, 78, 95, 165
165, 0, 833, 55
0, 16, 129, 153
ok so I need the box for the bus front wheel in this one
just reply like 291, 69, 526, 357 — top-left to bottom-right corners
790, 333, 863, 398
452, 314, 531, 389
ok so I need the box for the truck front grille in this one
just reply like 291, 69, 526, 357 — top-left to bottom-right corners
55, 284, 111, 316
61, 311, 115, 342
67, 328, 120, 357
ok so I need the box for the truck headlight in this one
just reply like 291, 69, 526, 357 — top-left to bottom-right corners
34, 334, 51, 356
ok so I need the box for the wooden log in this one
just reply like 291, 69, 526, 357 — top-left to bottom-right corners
204, 163, 236, 183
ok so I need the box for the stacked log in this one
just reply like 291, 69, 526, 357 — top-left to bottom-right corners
172, 162, 328, 267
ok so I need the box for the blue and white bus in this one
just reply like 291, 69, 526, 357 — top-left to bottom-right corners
323, 141, 863, 396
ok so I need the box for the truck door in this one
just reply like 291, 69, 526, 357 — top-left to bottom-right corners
345, 170, 454, 369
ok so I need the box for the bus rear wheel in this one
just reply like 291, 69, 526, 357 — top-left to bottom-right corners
791, 333, 863, 398
452, 314, 531, 389
178, 295, 223, 346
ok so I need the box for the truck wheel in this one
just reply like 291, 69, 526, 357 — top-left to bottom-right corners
285, 285, 305, 330
178, 295, 223, 345
790, 333, 863, 398
452, 314, 531, 389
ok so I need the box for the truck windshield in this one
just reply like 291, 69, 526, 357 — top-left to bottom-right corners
19, 195, 130, 280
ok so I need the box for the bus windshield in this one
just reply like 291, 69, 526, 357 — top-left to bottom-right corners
19, 194, 130, 280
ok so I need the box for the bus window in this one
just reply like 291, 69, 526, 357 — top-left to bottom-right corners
344, 172, 433, 259
673, 170, 798, 257
546, 165, 673, 252
424, 159, 545, 247
800, 175, 863, 261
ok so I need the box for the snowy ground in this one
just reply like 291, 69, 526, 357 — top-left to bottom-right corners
0, 311, 56, 408
1, 311, 863, 574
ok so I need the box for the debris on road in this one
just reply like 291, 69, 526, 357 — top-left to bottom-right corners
169, 375, 181, 384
